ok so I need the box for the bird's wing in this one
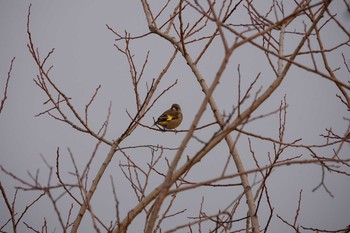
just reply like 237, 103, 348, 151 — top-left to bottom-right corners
157, 112, 173, 122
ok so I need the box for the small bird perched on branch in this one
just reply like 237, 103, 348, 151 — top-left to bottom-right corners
154, 103, 183, 130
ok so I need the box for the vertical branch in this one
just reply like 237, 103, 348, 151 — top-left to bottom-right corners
0, 57, 15, 114
178, 0, 187, 56
277, 24, 285, 76
70, 143, 118, 233
206, 0, 228, 52
312, 10, 350, 108
0, 182, 16, 233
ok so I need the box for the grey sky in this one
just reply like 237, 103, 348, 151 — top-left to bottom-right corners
0, 1, 349, 232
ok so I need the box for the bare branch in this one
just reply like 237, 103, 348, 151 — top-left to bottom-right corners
0, 57, 15, 114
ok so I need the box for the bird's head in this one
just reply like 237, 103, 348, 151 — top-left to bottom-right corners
171, 104, 181, 112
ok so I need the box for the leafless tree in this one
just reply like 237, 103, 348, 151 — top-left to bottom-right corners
1, 1, 350, 233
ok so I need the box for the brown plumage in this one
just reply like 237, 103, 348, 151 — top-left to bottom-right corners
154, 104, 183, 129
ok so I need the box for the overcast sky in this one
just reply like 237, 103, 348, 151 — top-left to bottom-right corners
0, 1, 349, 232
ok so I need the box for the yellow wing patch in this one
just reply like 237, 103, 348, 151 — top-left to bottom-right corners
157, 115, 173, 127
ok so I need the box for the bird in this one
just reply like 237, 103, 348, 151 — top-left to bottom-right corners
154, 103, 183, 130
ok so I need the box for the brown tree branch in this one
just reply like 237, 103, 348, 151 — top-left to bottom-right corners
0, 57, 15, 114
